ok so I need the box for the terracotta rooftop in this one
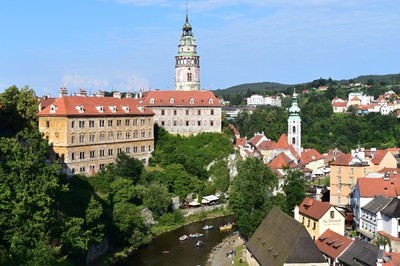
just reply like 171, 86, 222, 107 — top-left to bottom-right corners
298, 197, 333, 220
357, 178, 399, 198
275, 133, 290, 149
330, 153, 352, 166
371, 150, 390, 165
268, 152, 294, 169
315, 229, 353, 260
141, 90, 222, 107
332, 102, 348, 107
257, 140, 276, 150
37, 96, 154, 116
301, 149, 325, 164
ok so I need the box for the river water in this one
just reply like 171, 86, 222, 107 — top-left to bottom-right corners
115, 215, 236, 266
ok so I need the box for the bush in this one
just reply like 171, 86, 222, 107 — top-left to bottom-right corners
158, 210, 184, 226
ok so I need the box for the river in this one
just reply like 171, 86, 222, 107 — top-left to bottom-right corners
115, 215, 236, 266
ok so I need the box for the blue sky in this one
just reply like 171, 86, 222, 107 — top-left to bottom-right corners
0, 0, 399, 97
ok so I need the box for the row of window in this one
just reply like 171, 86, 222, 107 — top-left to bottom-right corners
337, 176, 354, 185
71, 157, 147, 174
337, 167, 367, 175
72, 118, 149, 128
160, 109, 215, 116
160, 120, 215, 127
71, 130, 152, 143
70, 145, 152, 161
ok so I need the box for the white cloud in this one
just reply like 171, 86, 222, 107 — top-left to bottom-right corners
62, 74, 110, 90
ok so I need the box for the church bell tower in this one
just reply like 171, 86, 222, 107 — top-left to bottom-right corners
288, 89, 301, 156
175, 7, 200, 91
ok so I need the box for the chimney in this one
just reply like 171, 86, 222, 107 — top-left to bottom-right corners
113, 91, 121, 99
77, 88, 87, 97
59, 87, 68, 98
294, 205, 299, 220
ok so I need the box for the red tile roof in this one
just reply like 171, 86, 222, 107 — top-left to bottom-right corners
257, 140, 276, 150
301, 149, 325, 164
357, 178, 399, 198
315, 229, 353, 259
249, 134, 264, 147
37, 96, 154, 116
275, 133, 290, 149
235, 137, 247, 147
350, 96, 361, 101
332, 102, 347, 107
330, 153, 352, 166
268, 152, 293, 169
371, 150, 390, 165
38, 97, 57, 110
298, 197, 332, 220
141, 90, 222, 107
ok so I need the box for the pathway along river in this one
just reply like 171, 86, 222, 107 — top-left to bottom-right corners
115, 215, 236, 266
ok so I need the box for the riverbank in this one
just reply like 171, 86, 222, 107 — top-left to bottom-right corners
206, 233, 247, 266
151, 205, 233, 236
98, 206, 234, 265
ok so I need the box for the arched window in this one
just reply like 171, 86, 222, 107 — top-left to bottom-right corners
292, 137, 296, 145
293, 126, 296, 133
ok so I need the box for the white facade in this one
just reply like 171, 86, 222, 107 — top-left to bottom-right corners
288, 90, 301, 157
246, 94, 282, 107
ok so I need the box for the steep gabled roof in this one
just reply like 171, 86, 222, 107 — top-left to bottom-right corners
141, 90, 222, 107
37, 96, 154, 116
246, 207, 326, 266
275, 133, 290, 149
315, 229, 353, 259
298, 197, 333, 220
371, 150, 390, 165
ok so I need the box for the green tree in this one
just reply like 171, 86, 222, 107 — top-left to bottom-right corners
109, 152, 144, 184
282, 169, 307, 215
0, 130, 64, 263
136, 183, 171, 216
229, 157, 278, 238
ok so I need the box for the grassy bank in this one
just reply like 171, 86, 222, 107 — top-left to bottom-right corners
151, 206, 234, 236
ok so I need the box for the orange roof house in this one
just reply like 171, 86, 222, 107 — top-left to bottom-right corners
295, 197, 345, 240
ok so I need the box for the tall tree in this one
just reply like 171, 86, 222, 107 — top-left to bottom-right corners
281, 169, 307, 215
229, 157, 278, 238
0, 130, 64, 263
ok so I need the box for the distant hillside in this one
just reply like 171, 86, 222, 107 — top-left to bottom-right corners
337, 73, 400, 85
214, 73, 400, 96
213, 81, 293, 96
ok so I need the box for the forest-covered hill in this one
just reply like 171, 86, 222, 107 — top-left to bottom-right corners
214, 73, 400, 96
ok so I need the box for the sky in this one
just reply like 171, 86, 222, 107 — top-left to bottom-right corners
0, 0, 399, 97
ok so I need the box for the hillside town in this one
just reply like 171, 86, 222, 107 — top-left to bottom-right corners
1, 6, 400, 266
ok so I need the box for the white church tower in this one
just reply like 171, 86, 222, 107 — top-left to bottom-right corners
288, 89, 302, 156
175, 8, 200, 91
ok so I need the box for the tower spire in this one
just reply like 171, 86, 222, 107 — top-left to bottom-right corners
288, 88, 302, 156
186, 2, 188, 22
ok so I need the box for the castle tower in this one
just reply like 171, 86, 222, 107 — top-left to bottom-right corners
175, 8, 200, 91
288, 89, 301, 156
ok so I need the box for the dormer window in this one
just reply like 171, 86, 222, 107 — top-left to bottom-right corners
190, 98, 195, 104
150, 98, 155, 104
50, 104, 58, 113
96, 105, 104, 113
75, 105, 84, 113
170, 98, 175, 104
122, 105, 130, 112
208, 98, 213, 104
137, 106, 144, 112
109, 105, 117, 112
